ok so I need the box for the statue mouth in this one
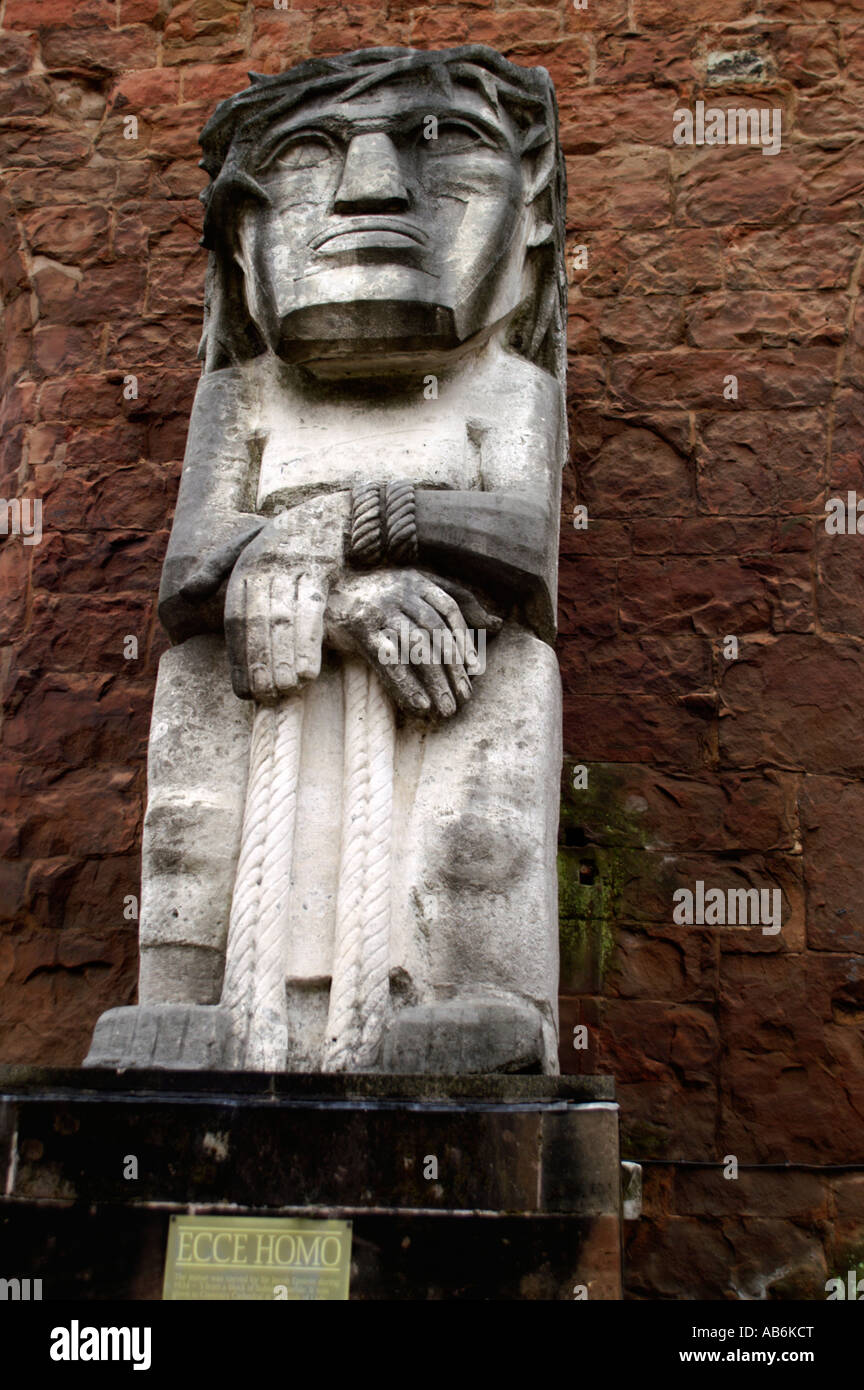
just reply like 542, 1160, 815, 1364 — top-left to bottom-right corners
310, 218, 429, 253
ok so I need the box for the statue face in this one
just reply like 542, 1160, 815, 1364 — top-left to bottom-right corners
234, 75, 532, 370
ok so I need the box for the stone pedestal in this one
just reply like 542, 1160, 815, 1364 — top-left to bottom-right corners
0, 1069, 624, 1300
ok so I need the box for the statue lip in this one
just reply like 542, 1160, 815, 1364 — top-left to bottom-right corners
310, 218, 428, 251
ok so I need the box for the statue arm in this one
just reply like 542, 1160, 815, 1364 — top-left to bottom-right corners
413, 487, 557, 644
158, 366, 266, 643
357, 373, 565, 645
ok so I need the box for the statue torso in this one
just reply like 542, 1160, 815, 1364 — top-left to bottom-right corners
247, 341, 559, 514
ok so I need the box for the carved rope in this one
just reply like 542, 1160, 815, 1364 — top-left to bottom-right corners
383, 480, 419, 563
349, 480, 418, 567
348, 481, 383, 567
323, 657, 395, 1071
220, 696, 304, 1069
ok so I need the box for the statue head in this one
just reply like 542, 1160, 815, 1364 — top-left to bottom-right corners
198, 46, 566, 379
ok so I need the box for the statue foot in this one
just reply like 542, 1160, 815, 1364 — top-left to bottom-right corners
84, 1004, 232, 1070
381, 997, 548, 1075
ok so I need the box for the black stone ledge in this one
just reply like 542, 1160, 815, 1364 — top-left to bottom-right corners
0, 1069, 619, 1217
0, 1068, 615, 1103
0, 1206, 622, 1299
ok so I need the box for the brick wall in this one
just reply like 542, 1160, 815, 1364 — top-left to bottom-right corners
1, 0, 863, 1300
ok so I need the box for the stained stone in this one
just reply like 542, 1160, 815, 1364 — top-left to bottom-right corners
86, 45, 568, 1076
0, 1066, 623, 1301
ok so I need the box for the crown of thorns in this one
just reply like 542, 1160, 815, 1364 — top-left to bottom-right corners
196, 47, 566, 376
199, 45, 561, 248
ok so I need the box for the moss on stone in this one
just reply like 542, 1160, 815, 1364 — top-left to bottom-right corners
620, 1123, 667, 1162
557, 761, 655, 992
827, 1244, 864, 1293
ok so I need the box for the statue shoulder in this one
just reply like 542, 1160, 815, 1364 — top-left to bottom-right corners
460, 346, 562, 421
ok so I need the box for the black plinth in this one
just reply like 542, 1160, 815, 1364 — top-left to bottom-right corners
0, 1069, 622, 1300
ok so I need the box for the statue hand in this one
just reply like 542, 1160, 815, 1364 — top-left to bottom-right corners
324, 569, 502, 719
224, 494, 349, 703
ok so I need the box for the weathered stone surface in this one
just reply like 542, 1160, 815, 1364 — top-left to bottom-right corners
625, 1215, 736, 1300
86, 1003, 231, 1069
675, 147, 800, 228
618, 555, 813, 636
569, 293, 683, 353
604, 927, 714, 1002
383, 999, 547, 1075
687, 291, 847, 350
561, 687, 709, 769
612, 851, 805, 952
0, 1068, 622, 1299
772, 23, 841, 88
719, 636, 864, 774
565, 151, 672, 228
507, 39, 590, 106
828, 387, 864, 489
675, 1168, 829, 1221
816, 525, 864, 636
557, 634, 708, 693
0, 0, 862, 1304
725, 224, 862, 290
2, 673, 153, 771
611, 349, 836, 411
720, 953, 864, 1162
631, 515, 785, 554
594, 33, 694, 85
0, 926, 137, 1065
697, 409, 826, 515
581, 229, 723, 297
1, 1068, 620, 1216
573, 419, 695, 517
800, 777, 864, 951
626, 1212, 828, 1301
83, 47, 569, 1079
560, 88, 672, 155
41, 24, 157, 73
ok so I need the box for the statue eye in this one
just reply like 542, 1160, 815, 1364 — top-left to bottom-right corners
274, 136, 335, 171
426, 120, 492, 155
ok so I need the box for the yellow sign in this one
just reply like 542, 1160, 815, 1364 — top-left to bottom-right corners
162, 1216, 352, 1301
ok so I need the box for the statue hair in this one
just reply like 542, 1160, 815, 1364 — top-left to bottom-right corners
197, 45, 567, 384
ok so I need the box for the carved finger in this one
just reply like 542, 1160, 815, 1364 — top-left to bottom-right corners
225, 574, 252, 700
416, 659, 458, 718
415, 575, 474, 655
395, 614, 456, 717
373, 627, 431, 715
401, 592, 471, 703
245, 576, 274, 702
427, 574, 503, 636
414, 578, 477, 674
401, 593, 448, 635
269, 570, 298, 695
294, 569, 328, 683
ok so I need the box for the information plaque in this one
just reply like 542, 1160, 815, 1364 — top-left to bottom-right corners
162, 1215, 352, 1300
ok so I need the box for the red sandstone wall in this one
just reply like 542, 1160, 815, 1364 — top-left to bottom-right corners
1, 0, 863, 1299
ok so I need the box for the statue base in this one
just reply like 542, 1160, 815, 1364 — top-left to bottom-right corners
84, 1000, 554, 1074
84, 1004, 232, 1070
0, 1069, 628, 1300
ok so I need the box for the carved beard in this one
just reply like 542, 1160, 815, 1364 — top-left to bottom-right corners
234, 202, 534, 379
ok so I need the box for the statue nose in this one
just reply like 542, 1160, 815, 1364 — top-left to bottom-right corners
333, 133, 411, 214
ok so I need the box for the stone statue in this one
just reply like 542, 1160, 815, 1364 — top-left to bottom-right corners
86, 45, 567, 1075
